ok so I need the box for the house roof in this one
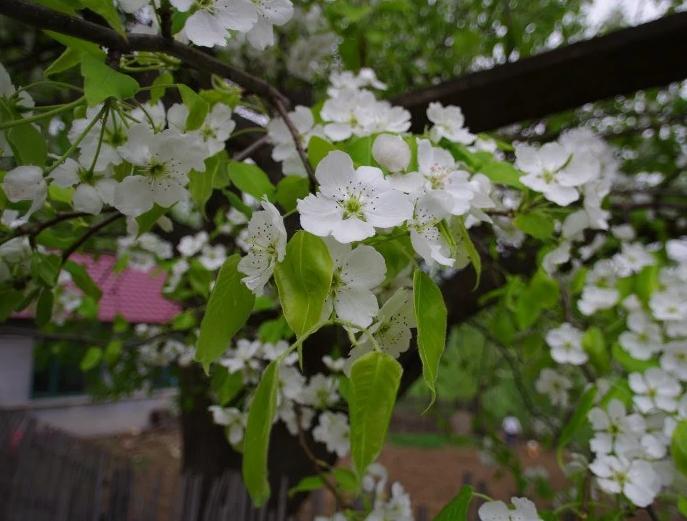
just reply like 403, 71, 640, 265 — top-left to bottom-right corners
14, 253, 181, 324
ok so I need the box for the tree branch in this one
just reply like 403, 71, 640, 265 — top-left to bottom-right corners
61, 212, 123, 263
272, 98, 316, 182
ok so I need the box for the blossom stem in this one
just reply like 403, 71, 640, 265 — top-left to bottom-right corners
332, 319, 381, 353
229, 127, 267, 139
471, 492, 494, 502
86, 105, 110, 174
14, 80, 84, 95
44, 103, 109, 176
0, 96, 85, 130
277, 319, 332, 366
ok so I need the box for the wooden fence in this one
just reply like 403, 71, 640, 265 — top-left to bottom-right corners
0, 410, 458, 521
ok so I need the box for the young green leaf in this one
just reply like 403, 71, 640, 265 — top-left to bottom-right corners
557, 386, 597, 453
177, 84, 209, 131
79, 0, 127, 37
189, 154, 222, 217
81, 57, 139, 106
35, 288, 54, 328
672, 420, 687, 478
513, 211, 555, 240
7, 123, 48, 167
0, 289, 24, 322
432, 485, 473, 521
288, 475, 324, 497
135, 204, 168, 237
64, 260, 103, 301
456, 218, 481, 287
582, 327, 610, 375
276, 175, 310, 212
349, 351, 402, 478
307, 136, 336, 169
413, 270, 447, 410
274, 231, 333, 338
227, 162, 276, 201
31, 252, 61, 287
243, 361, 279, 506
196, 255, 255, 370
479, 162, 524, 188
80, 346, 103, 371
150, 71, 174, 104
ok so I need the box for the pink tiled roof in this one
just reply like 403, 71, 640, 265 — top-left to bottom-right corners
14, 253, 181, 324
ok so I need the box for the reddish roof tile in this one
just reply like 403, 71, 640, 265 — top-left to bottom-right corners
14, 253, 181, 324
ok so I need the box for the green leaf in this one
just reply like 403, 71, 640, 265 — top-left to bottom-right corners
64, 260, 102, 301
346, 136, 373, 166
150, 72, 174, 104
413, 270, 447, 410
177, 84, 209, 131
456, 218, 481, 287
45, 47, 83, 77
104, 340, 123, 365
338, 37, 361, 71
307, 136, 336, 170
80, 346, 103, 371
31, 252, 61, 287
433, 485, 473, 521
514, 211, 555, 240
276, 176, 310, 212
79, 0, 126, 37
227, 162, 276, 202
31, 0, 78, 15
479, 162, 524, 188
7, 123, 48, 167
557, 386, 597, 453
612, 342, 658, 373
349, 351, 402, 478
678, 495, 687, 517
0, 289, 24, 322
332, 468, 358, 492
214, 369, 243, 406
35, 288, 54, 327
189, 154, 222, 216
45, 32, 106, 61
288, 475, 324, 497
274, 231, 332, 339
258, 316, 293, 343
81, 57, 140, 106
529, 270, 559, 308
172, 310, 197, 331
196, 255, 255, 370
672, 420, 687, 478
243, 361, 279, 506
135, 204, 168, 237
582, 327, 610, 375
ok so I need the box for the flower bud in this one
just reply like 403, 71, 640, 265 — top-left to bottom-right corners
372, 134, 411, 173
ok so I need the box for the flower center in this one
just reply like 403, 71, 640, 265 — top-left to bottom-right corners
146, 159, 168, 179
343, 196, 364, 219
542, 169, 556, 184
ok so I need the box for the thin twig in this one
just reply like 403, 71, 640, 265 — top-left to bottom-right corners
61, 213, 124, 263
294, 406, 349, 509
233, 135, 270, 162
0, 326, 178, 350
272, 97, 316, 182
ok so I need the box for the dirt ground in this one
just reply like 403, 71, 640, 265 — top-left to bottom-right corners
94, 425, 566, 519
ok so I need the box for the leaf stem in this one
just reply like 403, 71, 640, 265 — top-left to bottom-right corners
0, 96, 85, 130
332, 319, 381, 353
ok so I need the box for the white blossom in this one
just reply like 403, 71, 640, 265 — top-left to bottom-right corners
478, 497, 542, 521
312, 411, 349, 457
427, 102, 475, 145
546, 323, 588, 365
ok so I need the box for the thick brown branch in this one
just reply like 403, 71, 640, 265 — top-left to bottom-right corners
0, 0, 288, 106
273, 98, 316, 182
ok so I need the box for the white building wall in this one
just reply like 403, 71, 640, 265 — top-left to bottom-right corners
0, 332, 176, 436
0, 334, 34, 407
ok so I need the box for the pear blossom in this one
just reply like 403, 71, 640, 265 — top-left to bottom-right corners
312, 411, 350, 457
478, 497, 542, 521
267, 106, 324, 177
167, 102, 236, 155
408, 193, 454, 267
323, 240, 386, 328
277, 401, 314, 435
427, 102, 475, 145
371, 134, 411, 173
535, 368, 572, 407
208, 406, 246, 445
69, 105, 127, 171
660, 340, 687, 381
649, 290, 687, 322
613, 242, 655, 276
577, 286, 620, 316
237, 199, 287, 295
0, 237, 31, 282
588, 399, 644, 456
297, 151, 413, 243
2, 166, 47, 222
199, 244, 227, 271
515, 142, 598, 206
618, 311, 663, 361
327, 68, 387, 97
345, 288, 416, 375
367, 482, 413, 521
277, 365, 306, 401
0, 62, 34, 157
546, 323, 588, 365
177, 231, 209, 257
542, 242, 571, 275
114, 124, 207, 216
170, 0, 258, 48
219, 339, 261, 374
628, 368, 681, 413
301, 374, 339, 409
48, 157, 117, 215
589, 455, 661, 507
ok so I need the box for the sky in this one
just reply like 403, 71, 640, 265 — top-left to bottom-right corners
585, 0, 675, 29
